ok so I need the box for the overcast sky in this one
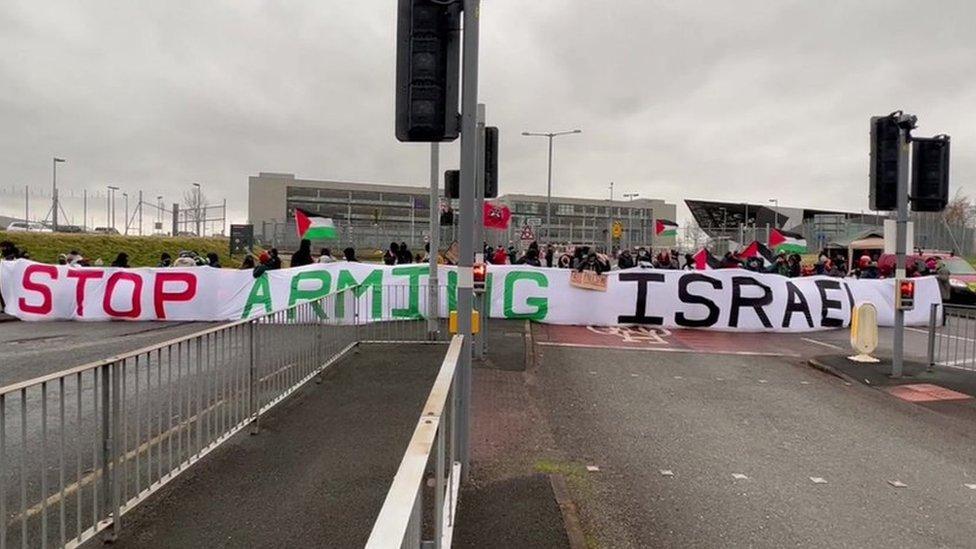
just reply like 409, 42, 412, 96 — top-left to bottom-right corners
1, 0, 974, 228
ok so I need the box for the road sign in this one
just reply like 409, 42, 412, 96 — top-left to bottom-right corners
612, 221, 623, 239
526, 217, 542, 227
520, 224, 535, 241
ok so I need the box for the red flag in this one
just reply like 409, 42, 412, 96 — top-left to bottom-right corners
483, 202, 511, 230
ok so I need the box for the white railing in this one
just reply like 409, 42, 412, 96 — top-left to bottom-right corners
365, 335, 464, 549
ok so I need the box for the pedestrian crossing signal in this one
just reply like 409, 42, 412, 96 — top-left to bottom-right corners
895, 279, 915, 311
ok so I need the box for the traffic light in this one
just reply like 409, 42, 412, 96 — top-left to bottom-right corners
484, 126, 499, 198
895, 279, 915, 311
395, 0, 461, 142
911, 135, 950, 212
473, 261, 486, 293
869, 115, 901, 211
445, 169, 459, 199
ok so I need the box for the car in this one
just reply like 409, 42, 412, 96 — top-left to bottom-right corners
5, 221, 53, 233
56, 225, 84, 233
879, 252, 976, 305
92, 227, 120, 235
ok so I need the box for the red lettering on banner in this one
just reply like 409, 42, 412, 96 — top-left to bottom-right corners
66, 269, 104, 316
153, 272, 197, 319
18, 264, 57, 315
103, 272, 143, 318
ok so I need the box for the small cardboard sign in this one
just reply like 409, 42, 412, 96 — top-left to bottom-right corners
570, 270, 608, 292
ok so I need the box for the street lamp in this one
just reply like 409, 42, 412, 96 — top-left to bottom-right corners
768, 198, 779, 229
623, 192, 639, 248
106, 186, 119, 230
52, 157, 65, 230
521, 129, 581, 242
123, 192, 129, 235
192, 182, 202, 236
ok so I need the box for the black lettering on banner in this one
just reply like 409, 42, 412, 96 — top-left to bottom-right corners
617, 272, 664, 325
843, 281, 855, 326
675, 273, 721, 327
730, 276, 773, 328
782, 281, 814, 328
815, 279, 844, 328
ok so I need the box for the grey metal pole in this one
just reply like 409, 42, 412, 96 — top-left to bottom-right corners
123, 193, 129, 235
24, 185, 28, 223
138, 190, 143, 235
546, 135, 553, 242
83, 190, 87, 231
428, 143, 440, 338
52, 159, 58, 231
458, 0, 480, 477
892, 125, 911, 378
475, 104, 486, 359
606, 181, 613, 252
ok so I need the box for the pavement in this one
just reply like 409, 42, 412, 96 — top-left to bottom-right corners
85, 343, 443, 549
453, 319, 571, 548
0, 320, 216, 386
531, 341, 976, 548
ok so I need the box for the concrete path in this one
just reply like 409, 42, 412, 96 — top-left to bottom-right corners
85, 343, 444, 549
536, 344, 976, 548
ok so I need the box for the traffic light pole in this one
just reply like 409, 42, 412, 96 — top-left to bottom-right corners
892, 126, 911, 378
475, 103, 486, 360
457, 0, 480, 478
428, 143, 440, 339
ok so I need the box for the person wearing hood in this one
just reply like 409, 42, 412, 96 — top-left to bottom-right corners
617, 249, 635, 269
111, 253, 129, 268
207, 252, 221, 268
158, 252, 172, 267
343, 247, 358, 261
290, 239, 314, 267
383, 242, 399, 266
267, 248, 282, 270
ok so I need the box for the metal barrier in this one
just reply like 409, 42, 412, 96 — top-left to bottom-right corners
927, 303, 976, 371
365, 335, 463, 549
357, 284, 453, 344
0, 287, 363, 549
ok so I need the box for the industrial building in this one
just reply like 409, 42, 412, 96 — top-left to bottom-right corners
248, 172, 677, 251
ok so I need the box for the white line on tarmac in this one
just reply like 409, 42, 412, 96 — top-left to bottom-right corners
907, 327, 976, 343
800, 337, 845, 351
535, 341, 800, 358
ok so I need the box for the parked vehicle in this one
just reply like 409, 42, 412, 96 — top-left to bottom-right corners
92, 227, 120, 235
56, 225, 84, 233
5, 221, 52, 232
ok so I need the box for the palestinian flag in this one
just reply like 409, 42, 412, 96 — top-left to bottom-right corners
692, 248, 721, 270
768, 229, 807, 254
295, 208, 338, 240
655, 219, 678, 237
741, 241, 776, 267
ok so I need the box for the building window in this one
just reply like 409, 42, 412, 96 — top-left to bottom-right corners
557, 204, 573, 215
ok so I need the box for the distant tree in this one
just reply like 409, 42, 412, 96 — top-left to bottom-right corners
680, 220, 708, 250
182, 189, 208, 236
943, 191, 974, 228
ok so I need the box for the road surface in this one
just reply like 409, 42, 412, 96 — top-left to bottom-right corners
534, 338, 976, 548
0, 321, 216, 386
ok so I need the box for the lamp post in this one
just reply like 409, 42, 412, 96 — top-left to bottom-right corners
623, 192, 639, 248
123, 192, 129, 235
192, 182, 202, 236
521, 129, 581, 242
768, 199, 779, 244
52, 158, 66, 230
107, 186, 119, 230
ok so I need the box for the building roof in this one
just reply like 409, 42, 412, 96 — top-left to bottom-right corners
499, 193, 669, 207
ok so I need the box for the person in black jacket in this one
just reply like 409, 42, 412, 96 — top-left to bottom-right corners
617, 250, 635, 269
290, 239, 314, 267
268, 248, 282, 270
383, 242, 399, 265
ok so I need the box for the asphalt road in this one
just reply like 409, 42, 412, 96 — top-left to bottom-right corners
537, 345, 976, 548
0, 321, 217, 386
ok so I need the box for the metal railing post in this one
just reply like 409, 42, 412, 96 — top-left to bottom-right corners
99, 362, 113, 541
927, 303, 938, 371
435, 419, 445, 549
249, 321, 259, 435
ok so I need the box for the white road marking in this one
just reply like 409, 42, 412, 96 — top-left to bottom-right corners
758, 379, 768, 384
537, 341, 800, 358
660, 470, 674, 477
888, 480, 907, 488
732, 473, 748, 480
801, 337, 845, 351
810, 477, 828, 484
910, 327, 976, 343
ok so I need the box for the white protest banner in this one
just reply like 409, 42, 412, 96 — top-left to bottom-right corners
0, 259, 940, 332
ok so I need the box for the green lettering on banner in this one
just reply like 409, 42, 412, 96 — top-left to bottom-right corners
391, 265, 428, 319
336, 269, 383, 319
287, 271, 331, 319
503, 271, 548, 320
447, 270, 458, 312
242, 274, 273, 318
